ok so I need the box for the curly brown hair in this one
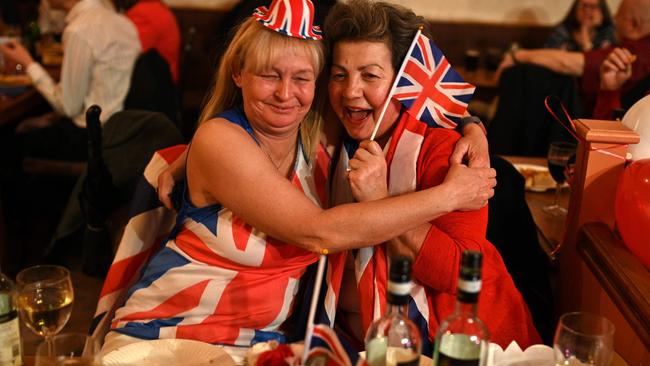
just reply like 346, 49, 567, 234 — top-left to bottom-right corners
323, 0, 432, 72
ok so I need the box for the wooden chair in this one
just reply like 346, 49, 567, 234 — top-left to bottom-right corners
555, 119, 649, 364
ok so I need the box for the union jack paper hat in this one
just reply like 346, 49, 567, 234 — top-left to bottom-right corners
253, 0, 323, 40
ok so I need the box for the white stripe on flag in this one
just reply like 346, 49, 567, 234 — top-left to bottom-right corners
389, 129, 422, 195
113, 207, 174, 262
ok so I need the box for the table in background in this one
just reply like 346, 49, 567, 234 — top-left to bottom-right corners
502, 155, 570, 259
0, 65, 60, 126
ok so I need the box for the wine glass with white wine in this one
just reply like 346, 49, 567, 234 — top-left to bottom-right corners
16, 265, 74, 356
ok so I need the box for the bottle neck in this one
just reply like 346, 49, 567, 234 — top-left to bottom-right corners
386, 301, 407, 316
454, 298, 478, 317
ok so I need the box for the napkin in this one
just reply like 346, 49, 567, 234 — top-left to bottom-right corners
489, 341, 554, 366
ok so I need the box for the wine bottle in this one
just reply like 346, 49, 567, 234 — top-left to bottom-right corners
365, 257, 421, 366
0, 270, 22, 366
433, 251, 489, 366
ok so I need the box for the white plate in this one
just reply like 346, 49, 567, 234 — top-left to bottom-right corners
512, 163, 558, 192
102, 339, 236, 366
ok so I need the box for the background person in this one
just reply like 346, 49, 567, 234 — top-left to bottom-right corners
498, 0, 650, 119
545, 0, 615, 51
114, 0, 181, 84
0, 0, 140, 161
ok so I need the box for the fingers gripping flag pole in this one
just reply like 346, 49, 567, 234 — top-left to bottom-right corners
302, 252, 328, 364
370, 28, 423, 141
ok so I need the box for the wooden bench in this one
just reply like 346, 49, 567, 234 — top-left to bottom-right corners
557, 119, 649, 364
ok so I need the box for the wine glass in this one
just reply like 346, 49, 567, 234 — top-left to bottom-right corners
16, 265, 74, 356
35, 333, 100, 366
543, 142, 577, 216
554, 312, 615, 366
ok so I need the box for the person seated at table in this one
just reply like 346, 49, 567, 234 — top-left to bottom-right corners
323, 0, 541, 350
498, 0, 650, 119
114, 0, 181, 84
545, 0, 615, 52
104, 0, 496, 358
0, 0, 140, 162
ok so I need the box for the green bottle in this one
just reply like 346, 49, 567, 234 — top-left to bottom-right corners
0, 270, 22, 366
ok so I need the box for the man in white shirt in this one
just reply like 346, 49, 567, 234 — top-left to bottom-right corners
0, 0, 140, 160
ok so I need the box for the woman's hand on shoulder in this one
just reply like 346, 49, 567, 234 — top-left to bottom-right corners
157, 168, 177, 210
450, 123, 490, 168
156, 146, 189, 210
442, 163, 496, 211
348, 140, 388, 202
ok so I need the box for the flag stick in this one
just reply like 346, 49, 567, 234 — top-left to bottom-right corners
370, 28, 423, 141
302, 254, 328, 363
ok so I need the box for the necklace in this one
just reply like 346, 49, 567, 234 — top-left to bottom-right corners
259, 142, 295, 171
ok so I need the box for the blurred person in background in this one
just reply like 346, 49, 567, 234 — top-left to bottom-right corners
499, 0, 650, 120
545, 0, 615, 51
114, 0, 180, 84
0, 0, 140, 161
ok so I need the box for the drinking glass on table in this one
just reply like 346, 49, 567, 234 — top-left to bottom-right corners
16, 265, 74, 356
554, 312, 614, 366
543, 141, 577, 216
35, 333, 100, 366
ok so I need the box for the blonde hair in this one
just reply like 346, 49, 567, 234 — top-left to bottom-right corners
199, 18, 326, 162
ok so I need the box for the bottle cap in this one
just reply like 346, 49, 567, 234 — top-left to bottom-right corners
458, 251, 483, 303
388, 256, 412, 305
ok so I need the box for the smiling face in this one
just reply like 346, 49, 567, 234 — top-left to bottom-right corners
328, 40, 402, 144
234, 49, 317, 136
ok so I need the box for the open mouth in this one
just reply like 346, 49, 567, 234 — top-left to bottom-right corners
344, 107, 372, 123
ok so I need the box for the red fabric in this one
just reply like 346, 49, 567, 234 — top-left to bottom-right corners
593, 90, 621, 120
399, 113, 541, 348
582, 35, 650, 118
126, 0, 181, 84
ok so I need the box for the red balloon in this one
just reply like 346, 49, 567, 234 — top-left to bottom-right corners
615, 159, 650, 269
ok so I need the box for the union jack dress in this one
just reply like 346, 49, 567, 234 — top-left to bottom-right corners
108, 107, 329, 348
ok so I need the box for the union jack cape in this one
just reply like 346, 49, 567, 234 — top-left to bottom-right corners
330, 110, 455, 356
90, 145, 185, 340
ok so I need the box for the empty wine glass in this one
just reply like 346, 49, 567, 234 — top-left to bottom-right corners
16, 265, 74, 356
543, 142, 577, 216
35, 333, 99, 366
554, 312, 615, 366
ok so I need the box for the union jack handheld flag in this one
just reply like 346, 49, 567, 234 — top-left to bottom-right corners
393, 31, 475, 129
371, 30, 475, 140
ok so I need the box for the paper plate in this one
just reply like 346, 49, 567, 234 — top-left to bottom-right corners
102, 339, 236, 366
512, 163, 558, 192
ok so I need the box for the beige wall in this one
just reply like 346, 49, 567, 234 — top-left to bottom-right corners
393, 0, 622, 25
164, 0, 622, 26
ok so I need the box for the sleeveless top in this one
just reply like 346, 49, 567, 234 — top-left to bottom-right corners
110, 107, 327, 347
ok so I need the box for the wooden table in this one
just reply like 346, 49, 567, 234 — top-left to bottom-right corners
0, 88, 46, 126
0, 65, 60, 126
502, 156, 570, 259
